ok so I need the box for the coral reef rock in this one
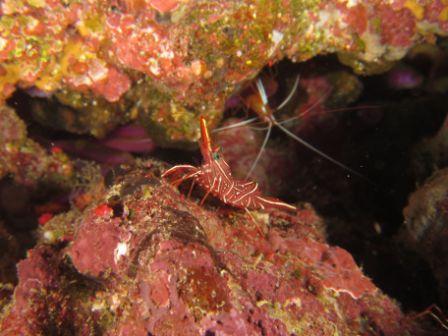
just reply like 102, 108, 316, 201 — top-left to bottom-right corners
0, 161, 424, 335
404, 167, 448, 306
1, 0, 448, 144
0, 106, 73, 186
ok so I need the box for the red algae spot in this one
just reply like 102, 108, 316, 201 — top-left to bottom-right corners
68, 219, 123, 277
69, 59, 90, 75
51, 146, 62, 154
377, 5, 416, 47
94, 204, 113, 217
91, 67, 131, 102
344, 4, 368, 35
178, 267, 230, 314
149, 0, 179, 13
38, 212, 53, 225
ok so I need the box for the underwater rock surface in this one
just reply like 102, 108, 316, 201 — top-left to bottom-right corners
0, 106, 73, 186
0, 161, 427, 335
1, 1, 448, 335
0, 0, 447, 144
404, 167, 448, 307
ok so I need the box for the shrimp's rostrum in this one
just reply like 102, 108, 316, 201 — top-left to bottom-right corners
162, 117, 296, 213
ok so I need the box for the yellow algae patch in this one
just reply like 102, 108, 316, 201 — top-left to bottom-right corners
256, 300, 340, 335
27, 0, 45, 8
439, 7, 448, 21
34, 41, 97, 91
404, 0, 423, 20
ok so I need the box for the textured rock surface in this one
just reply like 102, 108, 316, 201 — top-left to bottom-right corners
0, 161, 426, 335
0, 106, 73, 186
1, 0, 447, 144
412, 113, 448, 181
403, 167, 448, 306
0, 221, 19, 306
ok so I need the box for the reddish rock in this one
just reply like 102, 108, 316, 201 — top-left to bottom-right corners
68, 208, 129, 277
149, 0, 179, 13
91, 67, 132, 103
0, 0, 447, 144
0, 106, 73, 186
0, 246, 65, 335
378, 5, 416, 47
0, 161, 427, 335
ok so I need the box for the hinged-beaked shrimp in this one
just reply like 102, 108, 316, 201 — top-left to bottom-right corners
215, 75, 369, 180
162, 117, 296, 213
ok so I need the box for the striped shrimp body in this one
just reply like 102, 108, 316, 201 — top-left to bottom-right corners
162, 117, 296, 213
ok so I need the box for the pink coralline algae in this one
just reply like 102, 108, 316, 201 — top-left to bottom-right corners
0, 161, 427, 335
377, 4, 416, 47
0, 0, 447, 144
0, 246, 64, 336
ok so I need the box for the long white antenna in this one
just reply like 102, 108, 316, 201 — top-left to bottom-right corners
246, 122, 272, 179
212, 117, 259, 132
276, 75, 300, 110
273, 116, 367, 180
215, 74, 371, 182
244, 77, 301, 177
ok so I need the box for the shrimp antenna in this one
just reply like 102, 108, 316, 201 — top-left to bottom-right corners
276, 75, 300, 111
254, 78, 370, 181
278, 104, 381, 128
411, 305, 448, 332
254, 88, 332, 131
246, 77, 300, 178
273, 116, 370, 181
214, 75, 300, 134
246, 122, 272, 178
212, 117, 259, 132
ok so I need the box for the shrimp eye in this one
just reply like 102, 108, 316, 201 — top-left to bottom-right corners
212, 152, 220, 160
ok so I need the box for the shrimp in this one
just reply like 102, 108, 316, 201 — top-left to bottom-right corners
162, 117, 296, 213
215, 75, 369, 180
